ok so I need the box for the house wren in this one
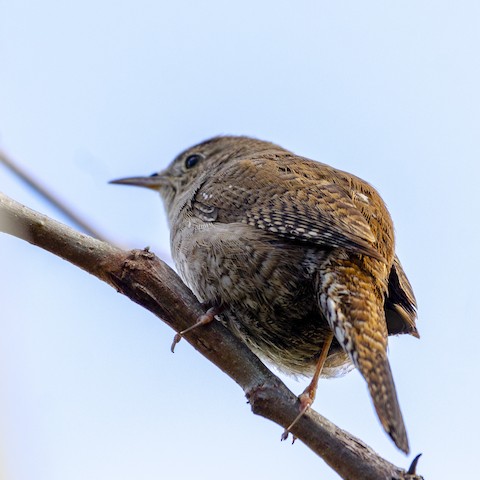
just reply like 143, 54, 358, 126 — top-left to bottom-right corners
111, 135, 418, 454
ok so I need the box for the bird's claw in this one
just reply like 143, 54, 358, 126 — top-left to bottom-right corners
170, 304, 224, 353
170, 333, 183, 353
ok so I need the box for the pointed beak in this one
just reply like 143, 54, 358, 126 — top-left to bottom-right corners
109, 174, 168, 191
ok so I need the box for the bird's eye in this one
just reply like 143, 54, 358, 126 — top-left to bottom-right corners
184, 154, 202, 169
150, 172, 159, 177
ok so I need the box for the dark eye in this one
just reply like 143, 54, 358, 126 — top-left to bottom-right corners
150, 172, 159, 177
185, 154, 202, 169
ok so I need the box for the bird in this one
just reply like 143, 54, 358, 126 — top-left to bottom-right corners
111, 135, 418, 453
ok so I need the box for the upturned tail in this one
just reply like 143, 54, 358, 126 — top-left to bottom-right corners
318, 257, 409, 454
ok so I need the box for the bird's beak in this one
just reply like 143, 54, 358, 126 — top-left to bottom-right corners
109, 174, 168, 190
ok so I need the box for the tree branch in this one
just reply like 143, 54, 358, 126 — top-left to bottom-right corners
0, 191, 423, 480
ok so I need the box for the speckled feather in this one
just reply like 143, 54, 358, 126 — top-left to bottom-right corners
194, 156, 385, 260
112, 135, 418, 454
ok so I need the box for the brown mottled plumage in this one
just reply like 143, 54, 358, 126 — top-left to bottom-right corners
111, 136, 418, 453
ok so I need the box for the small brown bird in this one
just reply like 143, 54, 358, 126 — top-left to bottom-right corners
111, 136, 418, 453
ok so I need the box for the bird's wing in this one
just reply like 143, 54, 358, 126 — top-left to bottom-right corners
193, 157, 383, 260
385, 255, 419, 337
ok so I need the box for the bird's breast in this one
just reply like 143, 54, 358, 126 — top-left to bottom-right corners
170, 216, 351, 377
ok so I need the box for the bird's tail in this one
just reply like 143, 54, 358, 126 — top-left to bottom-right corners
361, 350, 409, 453
318, 258, 409, 454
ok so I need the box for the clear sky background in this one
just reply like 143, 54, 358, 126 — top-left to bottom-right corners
1, 1, 479, 479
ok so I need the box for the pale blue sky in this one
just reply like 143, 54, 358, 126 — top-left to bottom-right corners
1, 1, 479, 479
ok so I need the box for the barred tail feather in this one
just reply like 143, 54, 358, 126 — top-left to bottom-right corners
318, 260, 409, 453
362, 353, 409, 453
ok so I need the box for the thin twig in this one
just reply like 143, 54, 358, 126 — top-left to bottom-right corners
0, 148, 110, 241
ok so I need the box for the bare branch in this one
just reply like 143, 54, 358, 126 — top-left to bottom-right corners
0, 191, 423, 480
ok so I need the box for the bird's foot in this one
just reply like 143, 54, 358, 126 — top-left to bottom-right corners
281, 331, 334, 442
281, 386, 316, 441
170, 304, 224, 352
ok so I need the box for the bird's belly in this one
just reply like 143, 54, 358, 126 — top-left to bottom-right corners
172, 220, 352, 377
